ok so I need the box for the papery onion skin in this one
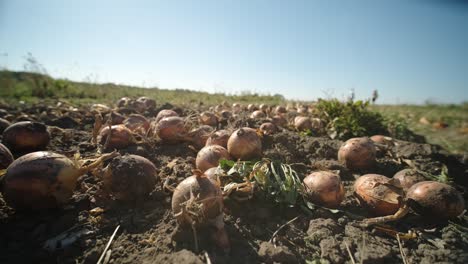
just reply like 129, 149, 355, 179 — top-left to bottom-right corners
117, 97, 132, 108
1, 151, 80, 210
227, 127, 262, 160
2, 121, 50, 154
338, 137, 376, 170
196, 145, 230, 172
102, 154, 158, 201
354, 174, 404, 216
407, 181, 465, 219
303, 171, 345, 208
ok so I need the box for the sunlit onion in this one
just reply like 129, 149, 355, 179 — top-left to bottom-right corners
98, 124, 136, 149
155, 109, 179, 123
199, 111, 218, 127
155, 116, 188, 143
205, 130, 231, 148
196, 145, 230, 172
303, 171, 345, 208
227, 127, 262, 160
2, 121, 50, 154
338, 137, 376, 170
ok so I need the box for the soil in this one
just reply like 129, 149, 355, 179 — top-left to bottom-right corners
0, 102, 467, 264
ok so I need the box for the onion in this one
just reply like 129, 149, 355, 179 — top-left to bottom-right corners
90, 104, 111, 113
232, 103, 242, 113
370, 135, 395, 147
227, 127, 262, 160
250, 110, 266, 119
0, 117, 11, 134
117, 97, 132, 108
172, 170, 229, 250
196, 145, 230, 172
259, 104, 269, 112
155, 109, 179, 123
110, 111, 126, 125
98, 124, 136, 150
101, 154, 158, 201
247, 104, 258, 112
123, 114, 150, 133
393, 169, 426, 191
219, 110, 232, 120
188, 125, 214, 149
0, 151, 115, 210
270, 115, 287, 127
303, 171, 345, 208
199, 112, 218, 127
275, 106, 287, 115
407, 181, 464, 219
259, 122, 277, 135
294, 116, 312, 131
136, 96, 156, 110
205, 130, 231, 148
354, 174, 404, 216
204, 167, 224, 186
0, 143, 14, 169
155, 116, 188, 143
338, 137, 376, 170
2, 121, 50, 154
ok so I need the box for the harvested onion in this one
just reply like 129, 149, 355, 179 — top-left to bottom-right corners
370, 135, 395, 147
2, 121, 50, 154
101, 154, 158, 201
303, 171, 345, 208
354, 174, 404, 216
407, 181, 464, 219
196, 145, 230, 172
259, 122, 277, 135
0, 151, 115, 210
188, 125, 214, 149
294, 116, 312, 131
98, 124, 136, 150
123, 114, 150, 133
227, 127, 262, 160
338, 137, 376, 170
205, 130, 231, 148
199, 112, 218, 127
250, 110, 266, 119
0, 143, 14, 169
155, 109, 179, 123
155, 116, 188, 143
393, 169, 426, 191
172, 170, 229, 250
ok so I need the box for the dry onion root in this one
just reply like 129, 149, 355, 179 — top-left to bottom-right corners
0, 143, 14, 170
2, 121, 50, 154
303, 171, 345, 208
196, 145, 230, 172
0, 151, 117, 210
338, 137, 376, 170
101, 154, 158, 201
171, 170, 229, 251
227, 127, 262, 160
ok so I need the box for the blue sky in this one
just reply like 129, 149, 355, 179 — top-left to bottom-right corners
0, 0, 467, 104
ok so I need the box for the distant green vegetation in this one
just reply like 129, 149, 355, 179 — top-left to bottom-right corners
0, 70, 285, 106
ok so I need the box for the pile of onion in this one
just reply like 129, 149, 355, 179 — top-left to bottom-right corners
196, 145, 230, 172
136, 96, 156, 110
227, 127, 262, 160
172, 170, 229, 250
0, 143, 14, 169
338, 137, 376, 170
303, 171, 345, 208
2, 121, 50, 154
101, 154, 158, 201
294, 116, 312, 131
0, 151, 116, 210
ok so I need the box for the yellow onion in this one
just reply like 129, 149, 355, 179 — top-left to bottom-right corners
123, 114, 150, 133
199, 111, 218, 127
205, 130, 231, 148
338, 137, 376, 170
354, 174, 404, 216
294, 116, 312, 131
407, 181, 464, 219
188, 125, 214, 149
98, 124, 136, 150
196, 145, 230, 172
259, 122, 277, 135
101, 154, 158, 201
0, 151, 115, 210
0, 143, 14, 169
172, 170, 229, 250
303, 171, 345, 208
270, 115, 287, 127
2, 121, 50, 154
250, 110, 266, 119
155, 109, 179, 123
155, 116, 188, 143
393, 169, 426, 191
227, 127, 262, 160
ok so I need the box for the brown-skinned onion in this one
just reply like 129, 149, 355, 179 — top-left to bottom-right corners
196, 145, 230, 172
0, 143, 14, 169
393, 169, 427, 191
98, 124, 136, 150
155, 116, 188, 143
303, 171, 345, 208
227, 127, 262, 160
338, 137, 376, 170
2, 121, 50, 154
199, 112, 218, 127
